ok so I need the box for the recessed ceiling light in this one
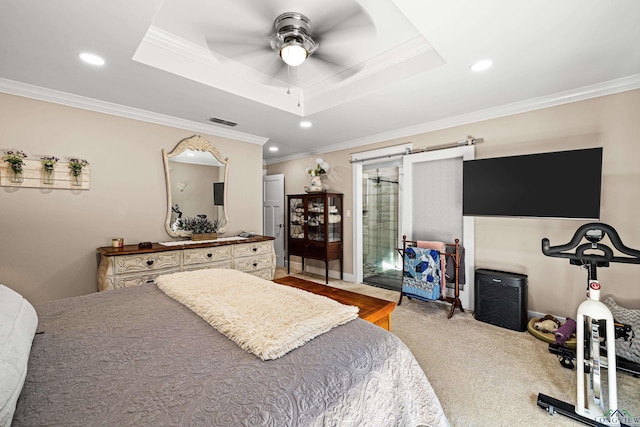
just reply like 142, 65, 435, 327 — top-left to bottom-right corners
300, 121, 312, 128
78, 52, 105, 66
470, 59, 492, 72
269, 146, 278, 152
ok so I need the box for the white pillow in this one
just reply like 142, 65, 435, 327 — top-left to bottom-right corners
604, 296, 640, 365
0, 285, 38, 427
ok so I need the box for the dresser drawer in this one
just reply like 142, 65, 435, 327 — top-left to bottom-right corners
183, 246, 232, 266
184, 260, 232, 271
113, 252, 181, 274
113, 270, 179, 289
233, 254, 273, 272
233, 241, 273, 257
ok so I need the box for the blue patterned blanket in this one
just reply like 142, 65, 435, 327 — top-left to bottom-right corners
402, 247, 442, 301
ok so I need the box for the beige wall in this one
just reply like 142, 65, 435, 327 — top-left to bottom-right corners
0, 93, 263, 303
268, 89, 640, 316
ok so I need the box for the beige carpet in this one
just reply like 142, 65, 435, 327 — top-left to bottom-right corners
275, 269, 640, 427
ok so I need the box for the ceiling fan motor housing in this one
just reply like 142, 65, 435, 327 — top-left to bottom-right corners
271, 12, 318, 59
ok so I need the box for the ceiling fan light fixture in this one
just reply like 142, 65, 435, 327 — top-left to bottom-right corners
280, 42, 308, 67
272, 12, 317, 67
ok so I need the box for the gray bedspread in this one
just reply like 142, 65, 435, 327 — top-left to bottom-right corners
13, 284, 448, 427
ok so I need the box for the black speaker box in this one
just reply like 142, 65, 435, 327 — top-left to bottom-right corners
474, 269, 528, 332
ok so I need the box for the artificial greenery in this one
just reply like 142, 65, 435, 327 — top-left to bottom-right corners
41, 155, 59, 172
175, 215, 221, 234
68, 158, 89, 176
4, 150, 27, 173
305, 157, 330, 177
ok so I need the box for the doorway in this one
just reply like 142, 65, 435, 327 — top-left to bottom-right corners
263, 174, 285, 267
362, 165, 402, 290
352, 143, 411, 286
402, 146, 475, 309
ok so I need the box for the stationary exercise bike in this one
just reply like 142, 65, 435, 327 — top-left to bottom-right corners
537, 223, 640, 427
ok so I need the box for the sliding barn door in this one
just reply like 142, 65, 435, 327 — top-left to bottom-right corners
402, 146, 475, 309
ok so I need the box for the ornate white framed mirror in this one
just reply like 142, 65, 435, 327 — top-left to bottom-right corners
163, 135, 229, 237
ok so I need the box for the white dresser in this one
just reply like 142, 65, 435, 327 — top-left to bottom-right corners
97, 236, 276, 291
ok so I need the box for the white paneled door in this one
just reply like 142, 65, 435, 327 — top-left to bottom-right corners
263, 174, 285, 267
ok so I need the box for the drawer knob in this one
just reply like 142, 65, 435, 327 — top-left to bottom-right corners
207, 253, 213, 258
252, 247, 258, 252
146, 260, 154, 266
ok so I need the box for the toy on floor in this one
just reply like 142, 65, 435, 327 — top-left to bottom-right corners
555, 317, 576, 346
533, 314, 563, 333
537, 223, 640, 427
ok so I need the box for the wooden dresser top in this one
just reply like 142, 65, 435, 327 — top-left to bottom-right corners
97, 235, 275, 257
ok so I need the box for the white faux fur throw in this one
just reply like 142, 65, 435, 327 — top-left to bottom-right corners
155, 269, 359, 360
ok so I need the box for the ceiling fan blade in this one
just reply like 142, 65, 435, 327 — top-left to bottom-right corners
311, 51, 363, 82
256, 58, 289, 84
311, 51, 348, 68
243, 1, 279, 26
312, 3, 376, 65
312, 3, 374, 41
205, 29, 272, 55
315, 26, 374, 50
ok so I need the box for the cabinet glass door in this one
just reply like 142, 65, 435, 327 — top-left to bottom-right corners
306, 195, 325, 241
327, 195, 342, 242
289, 197, 304, 240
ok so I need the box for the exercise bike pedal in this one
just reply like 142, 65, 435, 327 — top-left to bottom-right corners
560, 355, 575, 369
549, 343, 576, 369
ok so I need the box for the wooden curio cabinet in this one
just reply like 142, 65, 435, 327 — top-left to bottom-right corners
287, 192, 343, 284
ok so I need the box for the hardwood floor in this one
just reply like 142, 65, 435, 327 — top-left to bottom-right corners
273, 275, 396, 331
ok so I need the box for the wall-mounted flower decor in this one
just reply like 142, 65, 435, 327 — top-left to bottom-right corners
1, 151, 91, 190
3, 150, 27, 183
68, 158, 89, 186
40, 155, 59, 184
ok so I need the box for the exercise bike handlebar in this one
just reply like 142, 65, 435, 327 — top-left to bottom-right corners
542, 222, 640, 265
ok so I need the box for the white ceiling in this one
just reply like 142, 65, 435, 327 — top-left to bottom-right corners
1, 0, 639, 164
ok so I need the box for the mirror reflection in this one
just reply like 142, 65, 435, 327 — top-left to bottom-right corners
163, 135, 229, 237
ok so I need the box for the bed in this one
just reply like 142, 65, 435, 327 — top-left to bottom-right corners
4, 272, 449, 427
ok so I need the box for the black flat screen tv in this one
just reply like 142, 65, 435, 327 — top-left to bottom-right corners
463, 147, 602, 219
213, 182, 224, 206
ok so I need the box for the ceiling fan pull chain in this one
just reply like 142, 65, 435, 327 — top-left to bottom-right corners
286, 65, 291, 95
297, 66, 301, 107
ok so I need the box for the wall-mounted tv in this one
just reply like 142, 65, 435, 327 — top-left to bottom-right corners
463, 147, 602, 219
213, 182, 224, 206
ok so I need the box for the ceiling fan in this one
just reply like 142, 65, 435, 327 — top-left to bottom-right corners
206, 2, 376, 84
270, 12, 317, 67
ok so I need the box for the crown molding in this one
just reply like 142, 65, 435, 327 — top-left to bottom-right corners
0, 78, 269, 146
265, 73, 640, 164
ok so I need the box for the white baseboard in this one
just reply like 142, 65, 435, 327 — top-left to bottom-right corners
528, 310, 567, 324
